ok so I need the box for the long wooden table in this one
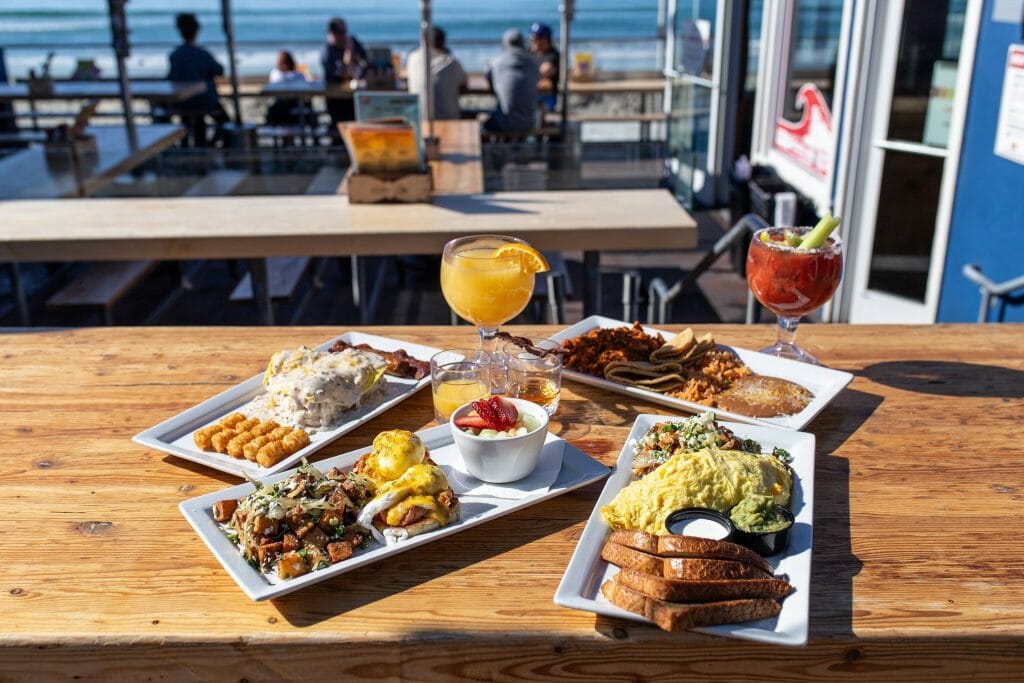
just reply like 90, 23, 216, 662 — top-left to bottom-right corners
0, 188, 695, 322
1, 323, 1021, 679
0, 80, 207, 103
0, 124, 185, 200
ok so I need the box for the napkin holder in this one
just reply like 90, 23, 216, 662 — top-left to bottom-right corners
345, 167, 433, 204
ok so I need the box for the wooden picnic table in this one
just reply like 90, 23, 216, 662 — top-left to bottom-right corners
0, 188, 695, 322
0, 80, 207, 103
1, 323, 1021, 680
0, 123, 185, 200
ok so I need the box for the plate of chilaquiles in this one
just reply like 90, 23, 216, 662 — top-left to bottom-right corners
555, 412, 814, 645
548, 315, 853, 431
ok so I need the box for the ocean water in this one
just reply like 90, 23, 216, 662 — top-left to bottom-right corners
0, 0, 660, 79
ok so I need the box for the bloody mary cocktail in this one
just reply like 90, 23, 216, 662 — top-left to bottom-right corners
746, 226, 843, 364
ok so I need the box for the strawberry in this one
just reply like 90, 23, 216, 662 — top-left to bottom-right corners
472, 396, 518, 430
454, 414, 490, 430
472, 397, 505, 430
491, 396, 518, 427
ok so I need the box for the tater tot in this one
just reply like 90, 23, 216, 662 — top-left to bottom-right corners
219, 413, 246, 428
256, 441, 286, 468
242, 435, 273, 461
235, 418, 260, 433
250, 420, 280, 437
268, 426, 293, 441
282, 429, 310, 454
226, 430, 256, 459
211, 429, 236, 454
193, 425, 221, 450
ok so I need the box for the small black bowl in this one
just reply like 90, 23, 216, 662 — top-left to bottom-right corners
727, 504, 794, 557
664, 507, 734, 541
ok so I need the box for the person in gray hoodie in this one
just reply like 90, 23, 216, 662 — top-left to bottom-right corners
484, 29, 539, 134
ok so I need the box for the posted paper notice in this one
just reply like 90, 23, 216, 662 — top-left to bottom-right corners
994, 45, 1024, 165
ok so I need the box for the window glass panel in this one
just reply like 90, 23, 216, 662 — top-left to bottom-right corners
781, 0, 843, 121
885, 0, 968, 147
675, 0, 718, 79
867, 151, 944, 301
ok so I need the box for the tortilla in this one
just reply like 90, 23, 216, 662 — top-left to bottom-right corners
604, 360, 688, 392
651, 331, 716, 365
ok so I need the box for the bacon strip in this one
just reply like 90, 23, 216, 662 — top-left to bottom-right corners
328, 341, 430, 380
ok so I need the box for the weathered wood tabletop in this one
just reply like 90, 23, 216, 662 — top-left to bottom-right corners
0, 124, 185, 200
2, 324, 1022, 681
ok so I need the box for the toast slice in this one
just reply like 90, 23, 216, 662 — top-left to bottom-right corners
608, 530, 773, 575
614, 567, 794, 603
601, 542, 771, 581
601, 578, 782, 632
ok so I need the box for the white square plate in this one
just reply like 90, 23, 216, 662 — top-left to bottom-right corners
553, 414, 814, 646
180, 424, 610, 601
134, 332, 446, 478
549, 315, 853, 430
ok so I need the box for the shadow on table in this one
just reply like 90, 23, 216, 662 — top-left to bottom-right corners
270, 494, 588, 627
860, 360, 1024, 398
432, 195, 540, 215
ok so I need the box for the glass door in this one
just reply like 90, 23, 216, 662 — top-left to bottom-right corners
664, 0, 742, 207
844, 0, 975, 322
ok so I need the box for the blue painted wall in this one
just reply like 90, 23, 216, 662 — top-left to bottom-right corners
938, 0, 1024, 322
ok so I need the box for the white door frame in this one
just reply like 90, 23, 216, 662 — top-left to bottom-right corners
750, 0, 857, 215
837, 0, 982, 323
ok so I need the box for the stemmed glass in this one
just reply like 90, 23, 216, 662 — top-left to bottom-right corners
439, 235, 538, 355
746, 226, 844, 365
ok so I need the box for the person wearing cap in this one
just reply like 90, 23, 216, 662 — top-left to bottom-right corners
406, 26, 468, 121
484, 29, 540, 134
167, 13, 228, 146
320, 17, 368, 134
530, 22, 559, 111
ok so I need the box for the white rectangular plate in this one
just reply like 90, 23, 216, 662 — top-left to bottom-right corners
554, 414, 814, 646
134, 332, 445, 478
549, 315, 853, 430
180, 424, 610, 601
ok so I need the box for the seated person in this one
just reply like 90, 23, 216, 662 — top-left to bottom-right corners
529, 23, 559, 111
320, 17, 368, 135
167, 13, 228, 147
406, 26, 467, 121
265, 50, 309, 126
484, 29, 539, 135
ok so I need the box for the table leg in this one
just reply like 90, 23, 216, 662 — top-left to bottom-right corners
248, 258, 274, 325
7, 263, 30, 326
583, 250, 601, 318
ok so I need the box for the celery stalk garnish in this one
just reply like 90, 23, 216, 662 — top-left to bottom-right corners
798, 213, 842, 249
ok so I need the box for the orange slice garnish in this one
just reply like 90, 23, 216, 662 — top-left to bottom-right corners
493, 243, 550, 273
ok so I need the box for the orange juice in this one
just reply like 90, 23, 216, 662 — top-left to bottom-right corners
432, 378, 489, 421
440, 247, 534, 328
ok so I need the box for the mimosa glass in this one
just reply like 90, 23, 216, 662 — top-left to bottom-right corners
746, 226, 844, 365
440, 235, 536, 355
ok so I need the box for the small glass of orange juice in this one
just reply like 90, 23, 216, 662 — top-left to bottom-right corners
430, 349, 491, 423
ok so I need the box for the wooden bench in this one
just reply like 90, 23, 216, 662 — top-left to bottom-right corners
183, 169, 248, 197
46, 260, 156, 324
229, 256, 311, 303
544, 112, 665, 125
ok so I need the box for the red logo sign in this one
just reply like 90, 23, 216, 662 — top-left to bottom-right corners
774, 83, 834, 178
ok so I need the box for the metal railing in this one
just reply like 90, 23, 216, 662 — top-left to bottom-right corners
962, 265, 1024, 323
646, 213, 767, 324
